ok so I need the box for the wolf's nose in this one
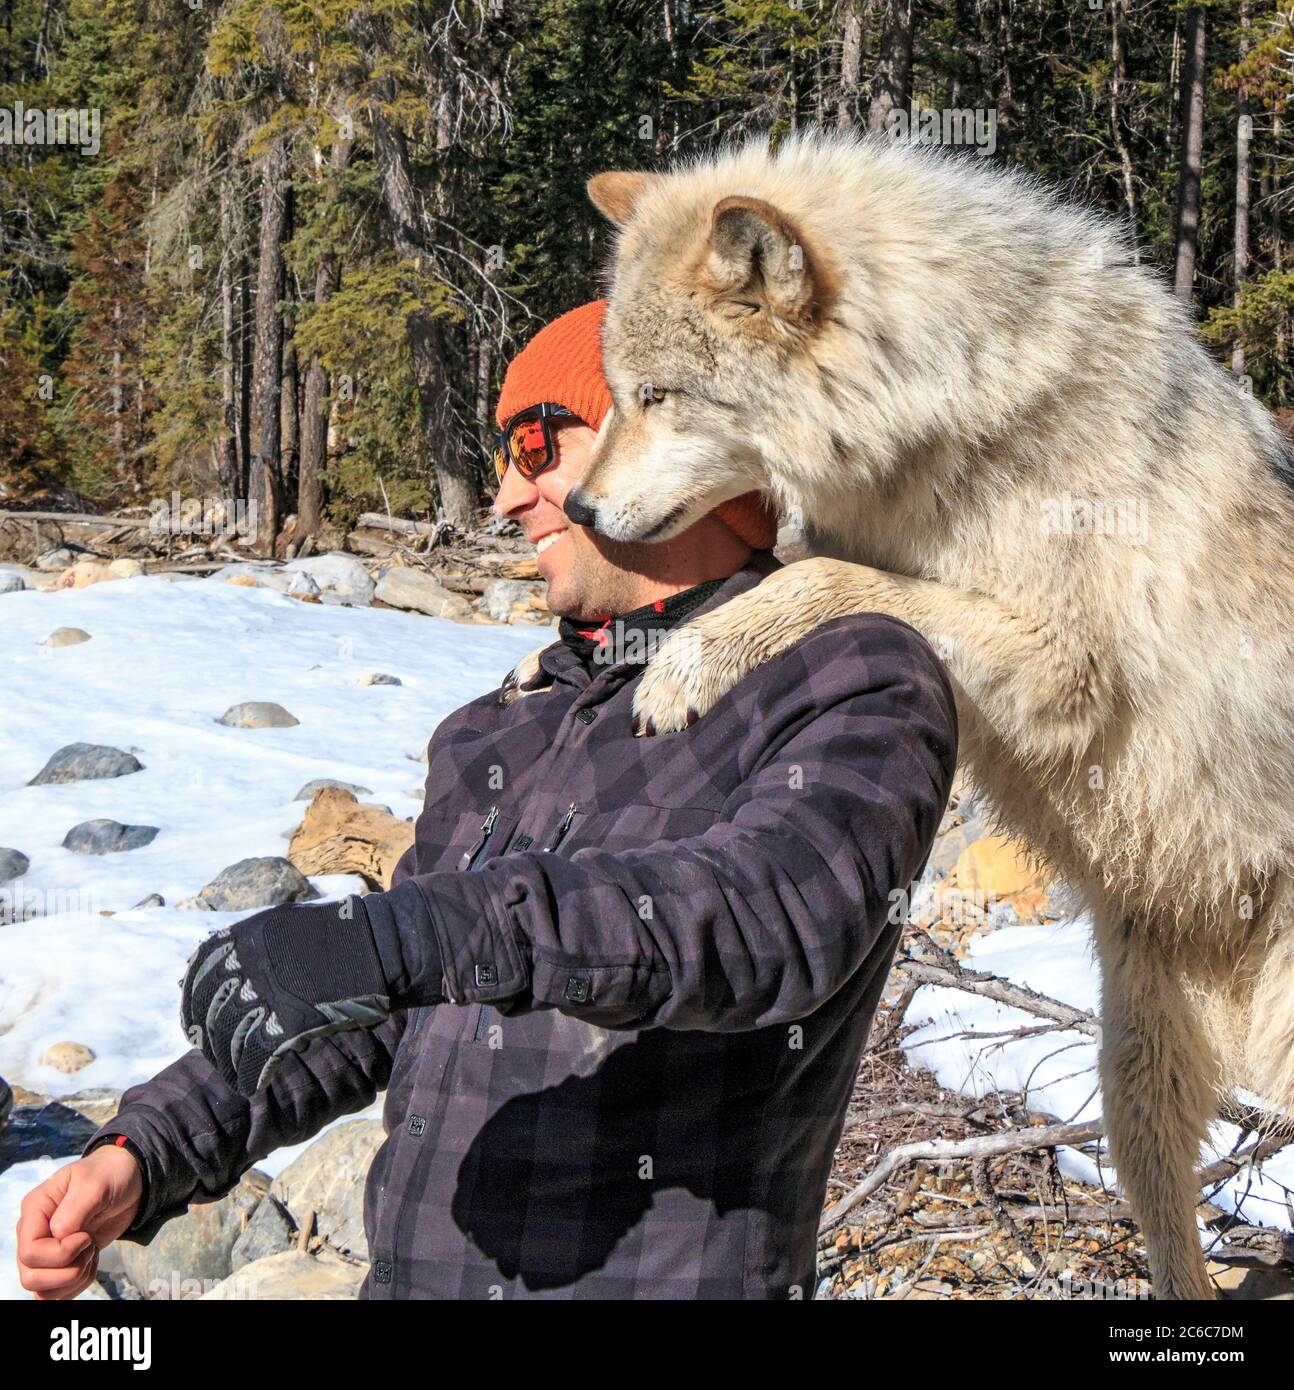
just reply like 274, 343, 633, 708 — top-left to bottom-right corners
563, 489, 599, 529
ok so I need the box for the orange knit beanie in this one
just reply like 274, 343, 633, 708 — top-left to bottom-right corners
496, 300, 779, 552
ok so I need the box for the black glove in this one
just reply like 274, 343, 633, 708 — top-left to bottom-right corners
180, 894, 404, 1096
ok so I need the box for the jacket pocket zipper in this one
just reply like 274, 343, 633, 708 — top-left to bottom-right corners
543, 802, 578, 854
412, 807, 500, 1039
472, 804, 576, 1043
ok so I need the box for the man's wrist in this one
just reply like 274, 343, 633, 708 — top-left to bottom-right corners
84, 1133, 150, 1217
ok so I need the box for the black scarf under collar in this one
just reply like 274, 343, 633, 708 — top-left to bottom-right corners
557, 578, 726, 674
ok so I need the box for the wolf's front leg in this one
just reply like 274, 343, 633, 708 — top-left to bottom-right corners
634, 557, 1108, 760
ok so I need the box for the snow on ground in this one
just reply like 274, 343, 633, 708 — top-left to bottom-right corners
0, 573, 539, 1297
905, 918, 1294, 1244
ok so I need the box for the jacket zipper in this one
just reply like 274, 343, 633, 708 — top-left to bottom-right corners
543, 802, 578, 853
472, 803, 577, 1043
410, 807, 500, 1040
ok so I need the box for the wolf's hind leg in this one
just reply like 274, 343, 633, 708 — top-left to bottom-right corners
1095, 914, 1220, 1300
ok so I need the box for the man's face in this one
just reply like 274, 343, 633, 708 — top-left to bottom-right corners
492, 418, 695, 620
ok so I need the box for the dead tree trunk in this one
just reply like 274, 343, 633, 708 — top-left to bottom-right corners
1232, 0, 1251, 376
248, 136, 291, 554
217, 170, 241, 498
837, 1, 863, 129
370, 101, 478, 528
868, 0, 914, 134
1173, 6, 1207, 302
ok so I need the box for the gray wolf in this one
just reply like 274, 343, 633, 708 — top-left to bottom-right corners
571, 130, 1294, 1300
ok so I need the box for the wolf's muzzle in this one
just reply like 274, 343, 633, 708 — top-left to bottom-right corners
563, 489, 599, 529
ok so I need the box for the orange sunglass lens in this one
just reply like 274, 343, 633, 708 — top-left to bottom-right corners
509, 419, 550, 478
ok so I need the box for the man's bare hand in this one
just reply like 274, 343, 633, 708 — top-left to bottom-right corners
16, 1146, 143, 1299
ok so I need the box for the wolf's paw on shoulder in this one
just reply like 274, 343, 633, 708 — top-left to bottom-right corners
498, 644, 549, 707
631, 616, 756, 735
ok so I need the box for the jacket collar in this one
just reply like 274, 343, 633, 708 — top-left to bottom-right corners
536, 550, 783, 690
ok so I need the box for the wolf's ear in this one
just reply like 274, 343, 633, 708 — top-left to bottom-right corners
587, 171, 659, 229
702, 195, 827, 325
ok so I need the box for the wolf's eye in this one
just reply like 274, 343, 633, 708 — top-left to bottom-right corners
638, 383, 668, 407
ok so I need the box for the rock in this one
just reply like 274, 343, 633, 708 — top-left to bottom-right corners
62, 819, 160, 855
0, 847, 30, 883
0, 1091, 114, 1166
374, 567, 475, 621
0, 1076, 11, 1135
108, 558, 144, 578
230, 1192, 296, 1271
268, 1119, 384, 1261
199, 1247, 366, 1300
476, 578, 551, 624
287, 570, 321, 598
359, 671, 402, 686
293, 778, 373, 801
28, 742, 143, 785
284, 552, 374, 607
217, 701, 299, 729
191, 856, 317, 911
40, 1041, 96, 1073
35, 547, 75, 570
211, 562, 292, 593
130, 892, 165, 909
117, 1169, 270, 1300
1208, 1255, 1294, 1300
288, 787, 415, 891
922, 824, 978, 883
40, 626, 92, 647
943, 833, 1051, 923
0, 570, 27, 593
56, 559, 117, 590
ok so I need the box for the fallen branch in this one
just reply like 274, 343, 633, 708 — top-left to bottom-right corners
819, 1118, 1105, 1235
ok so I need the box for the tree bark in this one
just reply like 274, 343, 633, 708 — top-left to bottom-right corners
1172, 6, 1206, 302
1108, 0, 1138, 253
369, 99, 478, 528
217, 170, 241, 498
1231, 0, 1251, 375
295, 115, 354, 546
248, 136, 291, 553
868, 0, 914, 134
837, 0, 863, 129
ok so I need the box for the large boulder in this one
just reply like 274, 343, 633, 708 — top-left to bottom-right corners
288, 787, 414, 891
55, 560, 118, 590
210, 562, 291, 593
0, 1088, 121, 1166
217, 701, 299, 729
186, 856, 317, 912
267, 1119, 385, 1261
62, 819, 159, 855
199, 1247, 366, 1300
284, 552, 374, 607
28, 743, 143, 785
230, 1192, 297, 1271
0, 570, 27, 593
117, 1169, 270, 1300
374, 567, 475, 621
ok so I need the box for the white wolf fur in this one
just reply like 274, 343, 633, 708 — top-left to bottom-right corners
559, 130, 1294, 1300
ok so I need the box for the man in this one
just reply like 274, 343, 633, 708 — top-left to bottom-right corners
17, 300, 957, 1301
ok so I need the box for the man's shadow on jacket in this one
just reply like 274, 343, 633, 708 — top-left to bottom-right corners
449, 1026, 789, 1291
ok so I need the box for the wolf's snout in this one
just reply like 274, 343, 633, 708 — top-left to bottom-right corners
563, 489, 599, 530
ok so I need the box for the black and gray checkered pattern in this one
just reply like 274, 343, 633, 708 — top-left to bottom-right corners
86, 554, 957, 1300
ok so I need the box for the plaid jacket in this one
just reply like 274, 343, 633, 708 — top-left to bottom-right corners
88, 554, 958, 1299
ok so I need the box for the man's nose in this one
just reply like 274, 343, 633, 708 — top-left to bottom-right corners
492, 464, 538, 519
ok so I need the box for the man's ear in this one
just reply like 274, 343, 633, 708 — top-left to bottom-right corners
702, 195, 830, 325
587, 171, 659, 229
